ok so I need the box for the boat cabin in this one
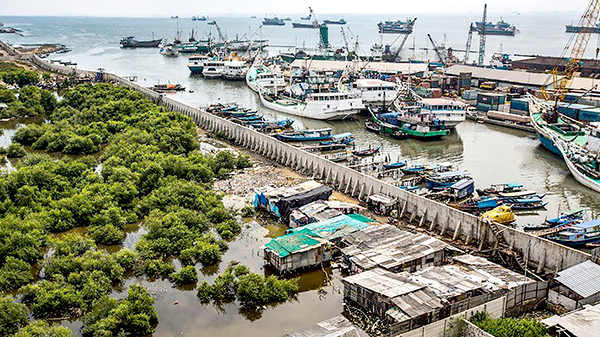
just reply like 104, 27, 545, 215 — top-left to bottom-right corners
552, 218, 600, 244
352, 79, 398, 104
307, 92, 359, 102
418, 98, 468, 111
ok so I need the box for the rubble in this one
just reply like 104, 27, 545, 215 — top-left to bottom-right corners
213, 164, 304, 196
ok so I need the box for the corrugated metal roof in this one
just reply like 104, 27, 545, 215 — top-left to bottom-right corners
343, 268, 425, 298
445, 64, 553, 87
541, 303, 600, 337
283, 315, 369, 337
555, 260, 600, 298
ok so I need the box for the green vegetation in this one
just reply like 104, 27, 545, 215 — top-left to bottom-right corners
0, 296, 29, 336
5, 143, 26, 158
197, 262, 299, 307
15, 320, 73, 337
470, 312, 549, 337
0, 62, 40, 88
170, 265, 198, 285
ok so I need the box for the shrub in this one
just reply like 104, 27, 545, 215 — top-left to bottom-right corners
470, 312, 549, 337
15, 320, 73, 337
13, 125, 45, 146
0, 296, 29, 336
0, 257, 34, 292
6, 143, 26, 158
170, 266, 198, 285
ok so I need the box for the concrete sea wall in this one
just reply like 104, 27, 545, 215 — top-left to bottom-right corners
1, 40, 589, 275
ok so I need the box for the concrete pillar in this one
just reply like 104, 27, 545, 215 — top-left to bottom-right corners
326, 168, 332, 184
440, 219, 448, 236
344, 177, 352, 194
453, 220, 462, 241
358, 183, 366, 201
400, 200, 408, 218
419, 208, 428, 228
536, 249, 546, 274
352, 180, 359, 197
409, 204, 419, 223
429, 212, 438, 231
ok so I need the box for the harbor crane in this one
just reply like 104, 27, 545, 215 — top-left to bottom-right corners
391, 18, 418, 61
478, 4, 487, 66
340, 27, 350, 53
465, 23, 474, 63
308, 7, 320, 28
427, 34, 446, 64
211, 20, 227, 46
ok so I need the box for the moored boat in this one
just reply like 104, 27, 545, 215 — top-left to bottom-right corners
452, 196, 503, 212
547, 218, 600, 247
425, 170, 470, 190
151, 83, 185, 92
263, 17, 286, 26
352, 147, 380, 157
383, 161, 407, 170
120, 36, 162, 48
373, 107, 450, 140
378, 18, 416, 34
554, 135, 600, 193
202, 60, 226, 78
223, 61, 249, 81
258, 89, 363, 121
274, 128, 333, 142
323, 19, 346, 25
477, 183, 525, 196
481, 205, 515, 224
187, 55, 210, 73
471, 20, 517, 36
246, 60, 286, 93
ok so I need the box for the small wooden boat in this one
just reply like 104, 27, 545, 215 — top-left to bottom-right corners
275, 128, 333, 142
481, 205, 515, 224
425, 170, 471, 190
383, 161, 407, 170
451, 196, 503, 212
503, 197, 548, 210
365, 120, 381, 133
151, 83, 185, 92
319, 132, 355, 145
476, 183, 525, 196
547, 218, 600, 247
352, 147, 380, 157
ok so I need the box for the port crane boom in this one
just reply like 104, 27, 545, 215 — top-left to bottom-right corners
427, 34, 446, 64
392, 18, 417, 61
478, 4, 487, 66
465, 23, 474, 63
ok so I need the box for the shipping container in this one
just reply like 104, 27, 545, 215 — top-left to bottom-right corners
476, 102, 499, 112
578, 108, 600, 122
477, 93, 506, 105
510, 98, 529, 112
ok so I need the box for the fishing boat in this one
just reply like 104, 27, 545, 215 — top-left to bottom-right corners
352, 79, 399, 107
502, 197, 548, 210
159, 43, 178, 56
554, 135, 600, 193
547, 218, 600, 247
258, 89, 363, 121
413, 98, 468, 128
471, 20, 517, 36
120, 36, 162, 48
151, 83, 185, 93
202, 60, 226, 78
383, 161, 407, 170
321, 151, 349, 162
263, 17, 285, 26
425, 170, 470, 190
365, 120, 382, 133
275, 128, 333, 142
452, 196, 503, 212
372, 107, 450, 140
481, 205, 515, 224
352, 147, 380, 157
377, 19, 416, 34
476, 183, 525, 196
223, 61, 249, 81
320, 132, 355, 145
524, 208, 587, 231
529, 99, 588, 156
250, 119, 294, 131
402, 165, 428, 175
187, 55, 210, 73
401, 162, 455, 175
246, 62, 286, 93
323, 19, 346, 25
301, 16, 311, 20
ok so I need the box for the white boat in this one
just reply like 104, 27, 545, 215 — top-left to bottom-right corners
246, 63, 286, 93
223, 61, 249, 80
202, 60, 226, 78
352, 79, 398, 106
259, 89, 364, 121
187, 55, 210, 73
159, 44, 179, 56
554, 134, 600, 193
394, 98, 467, 128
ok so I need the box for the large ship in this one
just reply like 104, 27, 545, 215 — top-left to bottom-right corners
263, 17, 285, 26
323, 19, 346, 25
377, 18, 416, 34
120, 36, 162, 48
470, 20, 517, 36
566, 23, 600, 33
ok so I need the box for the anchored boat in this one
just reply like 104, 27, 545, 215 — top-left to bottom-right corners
258, 89, 363, 121
374, 107, 450, 140
378, 18, 416, 34
275, 128, 333, 142
547, 218, 600, 247
120, 36, 162, 48
246, 62, 286, 93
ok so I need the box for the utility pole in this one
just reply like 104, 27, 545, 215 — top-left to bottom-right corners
478, 4, 487, 66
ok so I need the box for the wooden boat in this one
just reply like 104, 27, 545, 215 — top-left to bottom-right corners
547, 218, 600, 247
481, 205, 515, 224
365, 120, 382, 133
352, 147, 380, 157
476, 183, 525, 196
425, 170, 470, 190
554, 135, 600, 193
275, 128, 333, 142
502, 197, 548, 210
452, 196, 503, 212
151, 83, 185, 92
319, 132, 354, 145
369, 107, 449, 141
383, 161, 407, 170
524, 209, 587, 231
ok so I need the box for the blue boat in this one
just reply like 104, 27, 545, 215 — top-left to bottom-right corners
503, 197, 548, 210
477, 183, 525, 196
402, 165, 427, 175
251, 119, 294, 129
547, 208, 587, 227
275, 128, 333, 142
425, 170, 470, 190
547, 218, 600, 247
319, 132, 354, 145
383, 161, 407, 170
453, 196, 503, 212
449, 178, 475, 199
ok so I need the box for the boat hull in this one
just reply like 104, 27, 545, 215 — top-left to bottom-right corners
556, 138, 600, 193
259, 90, 361, 121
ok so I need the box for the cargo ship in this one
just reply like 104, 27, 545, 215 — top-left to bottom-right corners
292, 22, 320, 28
323, 19, 346, 25
120, 36, 162, 48
377, 18, 416, 34
470, 20, 517, 36
263, 17, 285, 26
566, 23, 600, 33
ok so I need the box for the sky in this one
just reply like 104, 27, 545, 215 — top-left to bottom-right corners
0, 0, 593, 17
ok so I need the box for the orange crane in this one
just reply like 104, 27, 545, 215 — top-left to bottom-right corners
547, 0, 600, 109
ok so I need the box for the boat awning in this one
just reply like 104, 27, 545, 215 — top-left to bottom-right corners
451, 178, 474, 190
331, 132, 353, 140
507, 183, 523, 188
572, 218, 600, 230
435, 170, 469, 178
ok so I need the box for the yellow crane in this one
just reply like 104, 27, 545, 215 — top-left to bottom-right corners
546, 0, 600, 106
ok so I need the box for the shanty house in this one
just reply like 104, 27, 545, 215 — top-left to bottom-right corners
548, 260, 600, 311
341, 224, 451, 274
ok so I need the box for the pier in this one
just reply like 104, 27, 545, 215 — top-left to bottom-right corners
0, 38, 591, 277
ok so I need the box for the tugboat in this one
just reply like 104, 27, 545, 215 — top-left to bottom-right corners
120, 36, 162, 48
